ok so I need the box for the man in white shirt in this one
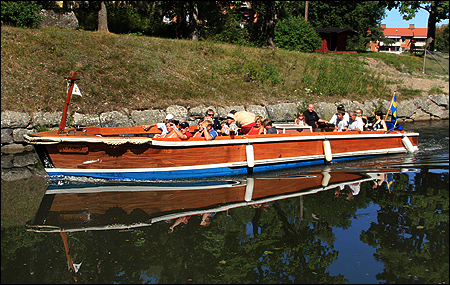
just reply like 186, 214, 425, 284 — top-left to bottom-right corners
333, 110, 347, 132
329, 104, 349, 127
346, 111, 364, 132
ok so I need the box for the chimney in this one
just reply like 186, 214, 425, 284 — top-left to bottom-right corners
381, 24, 386, 29
409, 24, 415, 29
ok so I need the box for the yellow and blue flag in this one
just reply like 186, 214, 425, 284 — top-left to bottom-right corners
390, 94, 397, 124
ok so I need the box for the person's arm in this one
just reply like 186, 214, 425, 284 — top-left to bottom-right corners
381, 120, 388, 131
142, 122, 157, 131
173, 127, 188, 140
203, 128, 213, 140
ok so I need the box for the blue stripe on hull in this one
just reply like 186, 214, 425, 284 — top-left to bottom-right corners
47, 154, 378, 181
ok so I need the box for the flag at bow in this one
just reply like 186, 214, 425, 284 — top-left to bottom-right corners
67, 83, 82, 96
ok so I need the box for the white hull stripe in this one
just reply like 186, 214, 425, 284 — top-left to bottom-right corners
45, 146, 415, 174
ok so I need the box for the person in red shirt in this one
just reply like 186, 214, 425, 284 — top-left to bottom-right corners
172, 121, 193, 139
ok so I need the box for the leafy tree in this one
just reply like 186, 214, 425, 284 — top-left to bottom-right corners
1, 1, 43, 28
435, 24, 449, 52
306, 1, 387, 50
384, 1, 450, 51
274, 16, 322, 52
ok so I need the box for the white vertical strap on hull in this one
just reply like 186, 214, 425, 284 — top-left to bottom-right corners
245, 177, 255, 201
323, 140, 333, 162
246, 144, 255, 168
402, 136, 415, 153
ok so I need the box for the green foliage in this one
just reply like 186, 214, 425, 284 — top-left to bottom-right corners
435, 25, 449, 52
34, 124, 51, 132
274, 16, 322, 52
429, 86, 447, 95
208, 12, 253, 46
1, 1, 43, 28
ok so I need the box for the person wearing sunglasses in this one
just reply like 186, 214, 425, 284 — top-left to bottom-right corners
205, 109, 222, 132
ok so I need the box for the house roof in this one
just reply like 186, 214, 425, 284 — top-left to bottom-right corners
383, 27, 428, 38
314, 27, 359, 35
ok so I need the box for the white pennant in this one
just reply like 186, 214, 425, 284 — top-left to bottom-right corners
67, 83, 82, 96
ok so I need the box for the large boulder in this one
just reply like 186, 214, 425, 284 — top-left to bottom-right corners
39, 9, 79, 30
1, 111, 30, 128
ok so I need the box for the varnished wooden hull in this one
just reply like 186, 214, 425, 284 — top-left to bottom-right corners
26, 171, 377, 232
24, 127, 419, 180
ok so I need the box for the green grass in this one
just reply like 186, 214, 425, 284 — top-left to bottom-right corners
1, 26, 446, 115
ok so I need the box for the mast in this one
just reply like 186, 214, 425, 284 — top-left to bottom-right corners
58, 71, 79, 134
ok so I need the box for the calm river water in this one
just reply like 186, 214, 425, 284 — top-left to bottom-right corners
1, 120, 448, 284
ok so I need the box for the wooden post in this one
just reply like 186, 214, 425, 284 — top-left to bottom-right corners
384, 91, 396, 122
58, 72, 79, 134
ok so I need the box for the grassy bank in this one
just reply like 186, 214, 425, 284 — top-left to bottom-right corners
1, 25, 446, 115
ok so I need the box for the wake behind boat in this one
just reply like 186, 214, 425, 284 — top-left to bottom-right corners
24, 72, 419, 181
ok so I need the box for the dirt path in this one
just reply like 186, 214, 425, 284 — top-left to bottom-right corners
363, 57, 449, 96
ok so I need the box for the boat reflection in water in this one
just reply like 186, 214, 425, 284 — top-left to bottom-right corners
26, 169, 402, 233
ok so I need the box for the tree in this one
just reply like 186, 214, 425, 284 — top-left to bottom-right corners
385, 1, 450, 51
1, 1, 43, 28
274, 16, 322, 52
435, 24, 449, 51
98, 1, 109, 32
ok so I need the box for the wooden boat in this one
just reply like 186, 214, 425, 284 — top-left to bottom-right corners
25, 171, 378, 233
23, 72, 419, 181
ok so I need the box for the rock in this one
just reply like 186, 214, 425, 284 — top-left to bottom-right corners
1, 128, 14, 144
131, 109, 165, 126
39, 9, 79, 30
13, 128, 35, 144
73, 112, 101, 127
167, 105, 189, 122
1, 111, 31, 128
1, 168, 33, 181
100, 111, 132, 127
1, 144, 33, 154
266, 103, 297, 122
246, 105, 268, 119
32, 111, 62, 127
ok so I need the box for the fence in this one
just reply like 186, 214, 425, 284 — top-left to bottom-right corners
423, 51, 449, 75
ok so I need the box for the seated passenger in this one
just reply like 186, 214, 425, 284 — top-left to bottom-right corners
356, 109, 368, 131
346, 111, 364, 132
263, 119, 278, 134
193, 120, 218, 140
230, 110, 256, 135
205, 109, 222, 132
172, 121, 193, 140
221, 113, 239, 136
294, 112, 309, 126
368, 110, 387, 131
329, 104, 349, 128
154, 120, 178, 138
142, 114, 174, 135
333, 110, 348, 132
247, 116, 264, 135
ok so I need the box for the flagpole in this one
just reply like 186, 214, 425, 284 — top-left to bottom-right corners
58, 71, 79, 134
385, 91, 396, 122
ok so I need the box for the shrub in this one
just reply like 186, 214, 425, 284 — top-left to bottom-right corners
1, 1, 43, 28
274, 16, 322, 52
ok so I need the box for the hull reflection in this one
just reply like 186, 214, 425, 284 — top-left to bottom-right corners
26, 171, 380, 233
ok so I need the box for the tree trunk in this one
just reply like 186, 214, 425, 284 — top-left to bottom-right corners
264, 1, 277, 47
98, 1, 109, 33
189, 1, 199, 41
426, 3, 437, 51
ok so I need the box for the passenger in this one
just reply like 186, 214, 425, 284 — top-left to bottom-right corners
205, 109, 222, 132
333, 110, 348, 132
221, 113, 239, 136
303, 104, 328, 132
172, 121, 193, 140
294, 112, 309, 126
142, 113, 174, 135
247, 116, 264, 135
154, 120, 178, 138
193, 120, 218, 140
356, 109, 369, 130
329, 104, 349, 129
369, 110, 387, 131
230, 110, 257, 135
346, 111, 364, 132
263, 119, 278, 134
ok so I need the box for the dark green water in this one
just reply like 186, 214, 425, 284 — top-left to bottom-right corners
1, 120, 448, 284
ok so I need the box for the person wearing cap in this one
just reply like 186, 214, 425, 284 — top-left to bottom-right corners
329, 104, 349, 128
333, 110, 348, 132
205, 109, 222, 131
229, 110, 257, 135
172, 121, 193, 140
221, 113, 239, 136
142, 113, 175, 136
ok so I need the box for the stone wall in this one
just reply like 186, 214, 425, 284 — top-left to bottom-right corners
1, 94, 448, 154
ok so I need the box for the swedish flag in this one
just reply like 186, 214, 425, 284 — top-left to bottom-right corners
390, 94, 397, 125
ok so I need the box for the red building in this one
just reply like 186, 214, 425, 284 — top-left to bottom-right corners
369, 24, 428, 53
